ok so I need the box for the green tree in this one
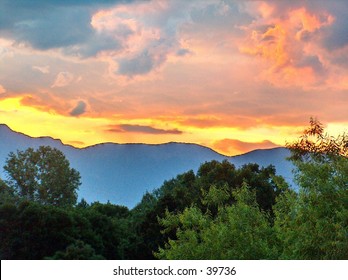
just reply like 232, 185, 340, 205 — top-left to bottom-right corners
0, 178, 17, 205
4, 146, 81, 207
275, 118, 348, 259
127, 160, 287, 259
196, 161, 287, 216
47, 240, 104, 260
0, 199, 129, 259
0, 201, 76, 259
155, 183, 278, 260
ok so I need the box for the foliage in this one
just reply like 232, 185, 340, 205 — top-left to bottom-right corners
155, 183, 278, 259
154, 118, 348, 260
46, 240, 104, 260
127, 162, 286, 259
3, 146, 81, 207
0, 200, 75, 259
0, 178, 18, 205
201, 183, 230, 210
288, 117, 348, 160
0, 200, 129, 259
274, 118, 348, 259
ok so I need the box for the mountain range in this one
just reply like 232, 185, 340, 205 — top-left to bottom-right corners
0, 124, 295, 208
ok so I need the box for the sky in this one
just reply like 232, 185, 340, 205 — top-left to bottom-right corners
0, 0, 347, 155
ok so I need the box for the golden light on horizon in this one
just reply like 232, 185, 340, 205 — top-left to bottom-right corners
0, 96, 290, 156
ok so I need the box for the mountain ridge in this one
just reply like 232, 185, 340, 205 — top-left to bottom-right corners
0, 123, 294, 208
0, 124, 234, 157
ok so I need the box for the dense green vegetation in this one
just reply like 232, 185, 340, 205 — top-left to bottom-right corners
0, 119, 347, 259
4, 146, 81, 207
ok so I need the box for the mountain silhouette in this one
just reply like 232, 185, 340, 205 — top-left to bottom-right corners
0, 124, 294, 208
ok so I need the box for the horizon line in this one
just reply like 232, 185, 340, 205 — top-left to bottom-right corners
0, 123, 284, 157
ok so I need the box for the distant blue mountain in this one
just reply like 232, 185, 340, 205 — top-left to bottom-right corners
0, 124, 294, 208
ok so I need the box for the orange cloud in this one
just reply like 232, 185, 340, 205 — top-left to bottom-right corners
0, 84, 6, 94
213, 139, 279, 156
20, 94, 68, 115
178, 115, 260, 130
240, 6, 334, 88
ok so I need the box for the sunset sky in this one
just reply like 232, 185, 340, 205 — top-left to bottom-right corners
0, 0, 347, 155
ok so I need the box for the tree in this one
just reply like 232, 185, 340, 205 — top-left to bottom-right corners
0, 178, 17, 205
155, 183, 278, 260
274, 118, 348, 259
125, 160, 287, 259
46, 240, 104, 260
0, 199, 129, 259
288, 117, 348, 160
3, 146, 81, 207
0, 200, 76, 259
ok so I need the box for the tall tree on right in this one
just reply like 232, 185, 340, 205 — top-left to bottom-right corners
275, 118, 348, 259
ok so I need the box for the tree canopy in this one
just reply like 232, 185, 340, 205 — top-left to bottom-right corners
274, 118, 348, 259
3, 146, 81, 207
155, 183, 279, 260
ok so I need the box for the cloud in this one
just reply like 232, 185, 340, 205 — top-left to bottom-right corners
2, 0, 348, 152
178, 115, 259, 130
295, 55, 325, 75
0, 0, 136, 55
0, 0, 157, 67
91, 1, 183, 77
89, 0, 252, 77
0, 84, 6, 94
213, 139, 279, 156
264, 1, 348, 51
117, 50, 165, 76
322, 12, 348, 51
19, 94, 68, 114
239, 4, 335, 88
189, 0, 253, 30
107, 124, 183, 135
0, 0, 253, 79
67, 140, 86, 147
32, 65, 50, 74
176, 48, 192, 56
70, 101, 87, 116
51, 72, 74, 88
239, 1, 348, 90
2, 8, 92, 50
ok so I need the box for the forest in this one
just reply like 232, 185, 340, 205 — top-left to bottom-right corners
0, 119, 347, 260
